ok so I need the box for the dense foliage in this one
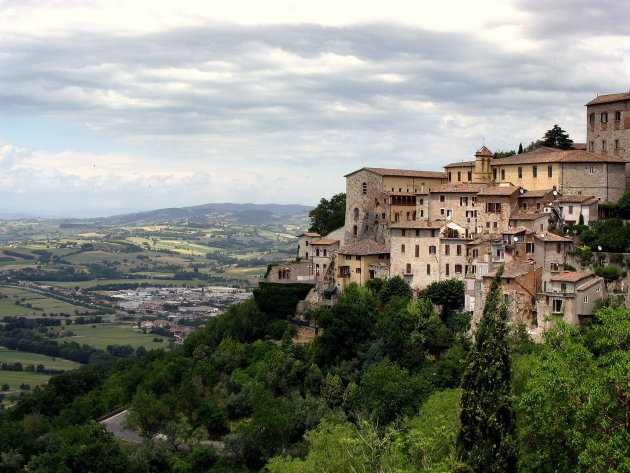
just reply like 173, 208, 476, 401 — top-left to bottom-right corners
307, 193, 346, 235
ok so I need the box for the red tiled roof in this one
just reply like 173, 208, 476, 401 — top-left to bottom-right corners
558, 195, 597, 204
586, 92, 630, 106
477, 185, 521, 196
339, 239, 390, 255
345, 167, 447, 179
311, 239, 339, 245
577, 277, 604, 291
489, 147, 625, 165
476, 146, 493, 157
519, 189, 556, 198
533, 232, 572, 242
551, 271, 593, 282
300, 232, 320, 237
510, 212, 547, 221
430, 183, 488, 193
444, 160, 475, 168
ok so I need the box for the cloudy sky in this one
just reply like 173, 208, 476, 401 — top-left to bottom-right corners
1, 0, 629, 218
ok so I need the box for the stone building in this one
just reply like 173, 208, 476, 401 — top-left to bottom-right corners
343, 167, 446, 245
428, 182, 487, 229
297, 232, 322, 260
475, 185, 521, 234
555, 195, 599, 225
310, 238, 340, 284
335, 239, 390, 292
586, 92, 630, 187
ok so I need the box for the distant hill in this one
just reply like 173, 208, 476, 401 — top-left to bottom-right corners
93, 202, 313, 225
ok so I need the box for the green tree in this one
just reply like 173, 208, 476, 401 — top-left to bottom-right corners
517, 143, 523, 154
542, 124, 574, 150
308, 193, 346, 235
419, 278, 465, 315
493, 150, 516, 159
379, 275, 412, 305
457, 266, 517, 472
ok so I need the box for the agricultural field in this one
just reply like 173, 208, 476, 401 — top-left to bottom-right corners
62, 323, 169, 350
0, 286, 95, 316
0, 348, 81, 371
0, 370, 51, 392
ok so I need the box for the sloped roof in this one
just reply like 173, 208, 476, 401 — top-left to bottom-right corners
551, 271, 593, 282
586, 92, 630, 106
577, 277, 604, 291
476, 146, 493, 157
300, 232, 320, 237
344, 167, 447, 179
490, 147, 625, 165
519, 189, 556, 198
444, 160, 475, 168
338, 239, 390, 255
533, 232, 572, 242
430, 183, 488, 193
477, 185, 520, 196
311, 239, 339, 245
557, 195, 597, 204
502, 226, 529, 235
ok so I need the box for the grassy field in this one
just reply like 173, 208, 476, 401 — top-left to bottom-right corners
62, 324, 169, 350
0, 348, 82, 371
0, 370, 52, 391
0, 287, 94, 316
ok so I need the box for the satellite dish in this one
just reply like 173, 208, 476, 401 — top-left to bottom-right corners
597, 246, 602, 251
513, 236, 518, 242
519, 188, 525, 194
552, 190, 558, 196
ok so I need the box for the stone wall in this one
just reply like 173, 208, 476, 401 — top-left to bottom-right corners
559, 162, 626, 202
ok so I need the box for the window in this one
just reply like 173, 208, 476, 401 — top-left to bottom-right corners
315, 248, 320, 257
532, 166, 538, 178
493, 168, 498, 180
440, 195, 445, 202
615, 110, 622, 121
602, 140, 607, 151
526, 243, 534, 253
550, 262, 559, 271
568, 205, 573, 214
588, 165, 595, 174
356, 255, 361, 261
354, 208, 359, 220
415, 229, 420, 236
440, 208, 445, 215
548, 165, 553, 177
431, 230, 436, 237
467, 171, 472, 181
556, 243, 562, 253
455, 171, 460, 181
589, 141, 595, 152
315, 264, 320, 275
503, 293, 510, 304
583, 295, 589, 303
426, 264, 431, 275
356, 267, 361, 274
486, 202, 502, 213
552, 299, 563, 313
445, 264, 450, 276
448, 172, 452, 182
601, 112, 608, 123
401, 244, 405, 253
589, 112, 595, 124
456, 244, 462, 255
323, 249, 328, 256
420, 210, 424, 217
455, 264, 463, 274
522, 202, 527, 210
472, 249, 479, 258
401, 229, 406, 236
406, 263, 412, 274
353, 225, 357, 236
460, 196, 468, 206
518, 167, 522, 178
415, 245, 420, 257
382, 212, 386, 219
419, 198, 424, 205
444, 244, 450, 255
561, 282, 567, 292
615, 139, 620, 150
501, 169, 505, 180
362, 182, 367, 194
429, 245, 436, 255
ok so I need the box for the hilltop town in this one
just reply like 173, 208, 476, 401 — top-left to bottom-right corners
269, 92, 630, 336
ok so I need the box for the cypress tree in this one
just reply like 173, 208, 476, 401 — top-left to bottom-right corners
517, 142, 523, 154
456, 265, 517, 473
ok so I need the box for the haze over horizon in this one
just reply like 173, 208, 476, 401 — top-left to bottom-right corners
1, 0, 629, 217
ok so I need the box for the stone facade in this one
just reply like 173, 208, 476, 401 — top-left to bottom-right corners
586, 93, 630, 188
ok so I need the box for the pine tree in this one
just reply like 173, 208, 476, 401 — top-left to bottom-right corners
456, 266, 517, 473
542, 124, 574, 150
517, 142, 523, 154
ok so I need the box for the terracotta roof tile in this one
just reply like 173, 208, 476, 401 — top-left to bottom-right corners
339, 239, 390, 255
586, 92, 630, 106
300, 232, 320, 237
577, 277, 604, 291
490, 147, 625, 165
551, 271, 593, 282
345, 167, 447, 179
477, 185, 521, 196
533, 232, 572, 242
311, 239, 339, 245
444, 160, 475, 168
430, 183, 488, 193
557, 195, 597, 203
519, 189, 556, 198
476, 146, 494, 157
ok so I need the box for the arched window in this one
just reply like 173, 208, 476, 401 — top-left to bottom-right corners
323, 249, 327, 256
316, 264, 320, 275
362, 182, 367, 195
353, 225, 358, 236
354, 208, 360, 220
315, 248, 320, 256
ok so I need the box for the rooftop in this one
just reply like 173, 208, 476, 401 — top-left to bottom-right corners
510, 211, 547, 221
489, 147, 625, 165
477, 185, 521, 196
444, 160, 475, 168
430, 182, 488, 194
533, 231, 572, 242
345, 167, 447, 179
558, 195, 598, 204
551, 271, 593, 283
519, 189, 556, 198
586, 92, 630, 106
339, 239, 390, 255
311, 239, 339, 245
300, 232, 320, 237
